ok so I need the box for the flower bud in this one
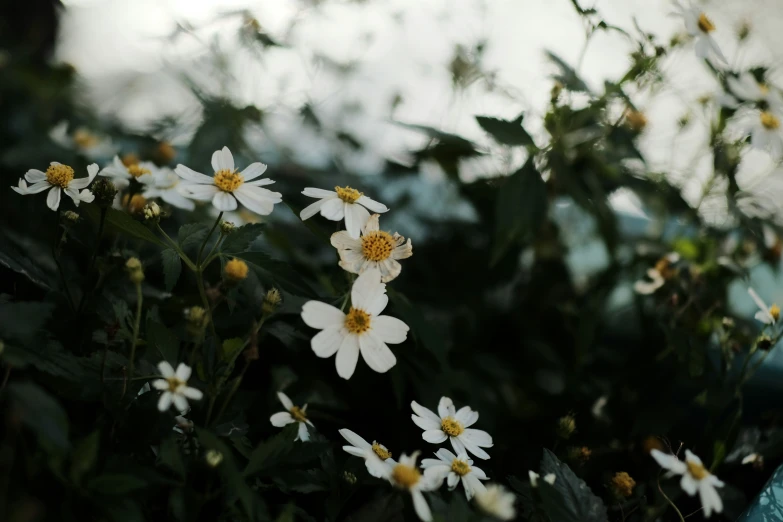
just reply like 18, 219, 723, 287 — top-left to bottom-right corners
220, 221, 236, 235
92, 178, 118, 208
610, 472, 636, 498
184, 306, 209, 337
205, 449, 223, 468
60, 210, 80, 226
556, 414, 576, 439
224, 258, 249, 285
126, 257, 145, 284
262, 288, 282, 316
143, 201, 161, 223
568, 446, 592, 463
342, 471, 357, 484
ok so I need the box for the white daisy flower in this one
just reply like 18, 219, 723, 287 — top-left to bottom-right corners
474, 483, 516, 521
140, 167, 195, 210
650, 449, 725, 518
269, 391, 314, 442
151, 361, 204, 412
421, 448, 488, 500
369, 451, 438, 522
11, 162, 98, 211
748, 287, 780, 325
50, 121, 116, 160
742, 109, 783, 158
299, 186, 389, 239
411, 397, 493, 460
339, 428, 397, 477
330, 214, 413, 283
99, 156, 156, 189
300, 268, 409, 380
671, 1, 727, 64
175, 146, 281, 215
528, 471, 556, 487
727, 72, 783, 111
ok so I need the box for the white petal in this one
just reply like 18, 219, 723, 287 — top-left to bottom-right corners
343, 446, 368, 457
24, 169, 46, 182
447, 472, 460, 489
175, 363, 192, 381
311, 326, 345, 358
77, 189, 95, 203
161, 189, 196, 210
234, 186, 276, 215
301, 301, 345, 329
339, 429, 371, 450
212, 146, 235, 172
345, 203, 369, 239
455, 407, 478, 427
302, 187, 336, 198
699, 481, 722, 517
235, 184, 281, 203
367, 294, 388, 316
650, 449, 687, 474
359, 334, 397, 373
351, 268, 385, 311
336, 334, 360, 379
277, 391, 294, 410
365, 454, 392, 479
152, 379, 168, 390
463, 474, 485, 500
412, 414, 441, 431
411, 490, 432, 522
172, 394, 189, 412
212, 191, 238, 211
320, 197, 345, 221
706, 35, 727, 64
240, 162, 267, 181
435, 448, 457, 462
297, 422, 310, 442
157, 392, 173, 411
158, 361, 175, 377
185, 184, 220, 200
46, 187, 61, 211
182, 386, 203, 400
20, 180, 52, 194
270, 411, 295, 427
371, 315, 409, 344
378, 258, 402, 283
411, 401, 441, 424
459, 436, 490, 460
462, 429, 492, 447
363, 213, 381, 233
357, 195, 389, 213
438, 397, 455, 419
471, 465, 488, 480
421, 458, 444, 469
300, 198, 328, 220
422, 430, 448, 444
175, 164, 214, 184
681, 474, 698, 496
331, 231, 362, 251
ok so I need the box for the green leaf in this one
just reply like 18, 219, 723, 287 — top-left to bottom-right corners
220, 337, 245, 363
70, 430, 101, 484
82, 204, 164, 246
146, 320, 180, 363
545, 50, 591, 93
387, 288, 448, 367
491, 158, 548, 264
161, 249, 182, 291
178, 223, 209, 250
158, 436, 186, 478
539, 449, 608, 522
8, 381, 70, 454
87, 474, 148, 495
244, 424, 326, 477
233, 252, 315, 297
476, 114, 534, 146
196, 428, 256, 517
0, 300, 54, 343
221, 223, 265, 254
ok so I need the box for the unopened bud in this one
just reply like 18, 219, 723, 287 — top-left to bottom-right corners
224, 258, 249, 285
624, 109, 648, 132
568, 446, 592, 463
610, 472, 636, 498
92, 178, 118, 208
143, 201, 161, 222
61, 210, 80, 225
262, 288, 282, 316
722, 317, 735, 329
556, 415, 576, 439
184, 306, 209, 337
205, 449, 223, 468
126, 257, 145, 284
220, 221, 236, 235
343, 471, 357, 484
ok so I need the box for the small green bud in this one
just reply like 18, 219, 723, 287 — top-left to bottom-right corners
143, 201, 161, 222
220, 221, 236, 235
184, 306, 209, 337
262, 288, 282, 316
205, 449, 223, 468
126, 257, 145, 284
342, 471, 357, 485
556, 415, 576, 439
61, 210, 80, 225
92, 178, 118, 208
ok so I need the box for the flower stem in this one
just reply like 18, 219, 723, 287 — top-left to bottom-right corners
197, 269, 219, 342
128, 281, 144, 383
76, 207, 107, 314
213, 361, 250, 427
156, 224, 196, 271
198, 212, 223, 265
658, 480, 685, 522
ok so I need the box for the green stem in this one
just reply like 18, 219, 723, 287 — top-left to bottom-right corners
197, 212, 223, 265
197, 269, 219, 342
213, 361, 249, 426
76, 207, 107, 314
658, 480, 685, 522
53, 252, 76, 311
156, 224, 197, 271
128, 282, 143, 383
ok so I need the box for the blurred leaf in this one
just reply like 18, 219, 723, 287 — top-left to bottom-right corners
233, 251, 316, 297
244, 424, 326, 477
221, 223, 265, 254
158, 435, 186, 478
9, 381, 69, 454
82, 204, 164, 246
221, 337, 244, 363
539, 449, 608, 522
476, 114, 534, 146
196, 428, 256, 518
545, 51, 591, 93
87, 474, 148, 495
161, 248, 182, 291
70, 430, 101, 484
178, 223, 209, 250
0, 299, 54, 343
492, 159, 548, 264
146, 320, 180, 363
387, 288, 448, 367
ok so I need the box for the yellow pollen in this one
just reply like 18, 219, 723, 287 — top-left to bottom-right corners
344, 307, 371, 334
166, 376, 185, 393
121, 153, 140, 167
335, 186, 362, 203
441, 417, 464, 437
45, 164, 75, 188
771, 304, 780, 321
122, 194, 147, 214
698, 13, 715, 33
687, 460, 709, 480
761, 112, 781, 130
391, 464, 421, 489
72, 129, 99, 148
290, 406, 307, 423
759, 83, 770, 95
361, 231, 395, 261
625, 110, 647, 132
611, 472, 636, 498
224, 258, 249, 281
214, 169, 243, 192
372, 442, 392, 460
451, 459, 471, 476
127, 164, 151, 178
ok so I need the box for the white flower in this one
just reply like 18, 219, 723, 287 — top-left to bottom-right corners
411, 397, 493, 460
421, 448, 488, 500
474, 483, 516, 521
152, 361, 204, 412
330, 214, 413, 282
727, 72, 783, 111
634, 253, 680, 295
99, 156, 156, 189
269, 391, 314, 442
50, 121, 116, 160
748, 287, 780, 325
339, 428, 397, 477
650, 449, 724, 518
300, 186, 389, 239
140, 167, 195, 210
528, 471, 556, 487
371, 451, 438, 522
671, 1, 726, 64
175, 146, 281, 215
11, 162, 98, 211
741, 109, 783, 158
300, 268, 409, 379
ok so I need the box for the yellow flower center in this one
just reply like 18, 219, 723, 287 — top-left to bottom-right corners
759, 83, 770, 95
166, 376, 185, 393
687, 460, 709, 480
441, 417, 464, 437
391, 464, 421, 489
451, 459, 471, 476
344, 307, 371, 334
761, 112, 781, 130
214, 169, 244, 192
290, 406, 308, 423
771, 304, 780, 321
224, 258, 249, 281
127, 164, 151, 178
335, 185, 362, 203
625, 110, 647, 132
122, 194, 147, 214
361, 231, 395, 261
45, 164, 75, 188
72, 129, 99, 148
121, 153, 140, 167
611, 472, 636, 498
698, 13, 715, 33
372, 442, 392, 460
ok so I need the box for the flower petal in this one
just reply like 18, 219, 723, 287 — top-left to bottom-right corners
422, 430, 448, 444
311, 326, 345, 358
351, 268, 385, 311
447, 472, 460, 489
302, 187, 336, 198
650, 449, 687, 474
450, 436, 467, 456
411, 490, 432, 522
459, 436, 491, 460
152, 379, 168, 390
157, 392, 173, 411
161, 189, 196, 210
175, 363, 192, 381
300, 198, 329, 220
158, 361, 175, 377
297, 422, 311, 442
331, 231, 362, 251
320, 197, 345, 221
277, 391, 294, 410
359, 333, 396, 373
234, 186, 275, 216
345, 202, 370, 239
175, 164, 214, 184
371, 315, 409, 344
172, 394, 189, 412
435, 448, 457, 462
24, 169, 46, 183
462, 428, 492, 447
212, 191, 238, 211
411, 401, 441, 423
182, 386, 203, 400
681, 474, 698, 496
455, 406, 478, 427
212, 146, 235, 173
301, 301, 345, 329
339, 429, 371, 450
412, 414, 441, 431
438, 397, 455, 419
357, 195, 389, 213
270, 411, 294, 427
336, 334, 360, 379
185, 184, 220, 200
46, 187, 61, 211
240, 162, 267, 181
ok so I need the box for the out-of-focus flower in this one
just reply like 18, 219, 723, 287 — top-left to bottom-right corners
140, 168, 195, 211
748, 287, 780, 325
651, 449, 724, 518
741, 109, 783, 158
528, 471, 556, 487
11, 162, 98, 211
152, 361, 204, 412
727, 72, 783, 111
99, 156, 156, 189
474, 483, 516, 520
370, 451, 438, 522
50, 121, 116, 160
634, 253, 680, 295
300, 186, 389, 239
670, 1, 726, 64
